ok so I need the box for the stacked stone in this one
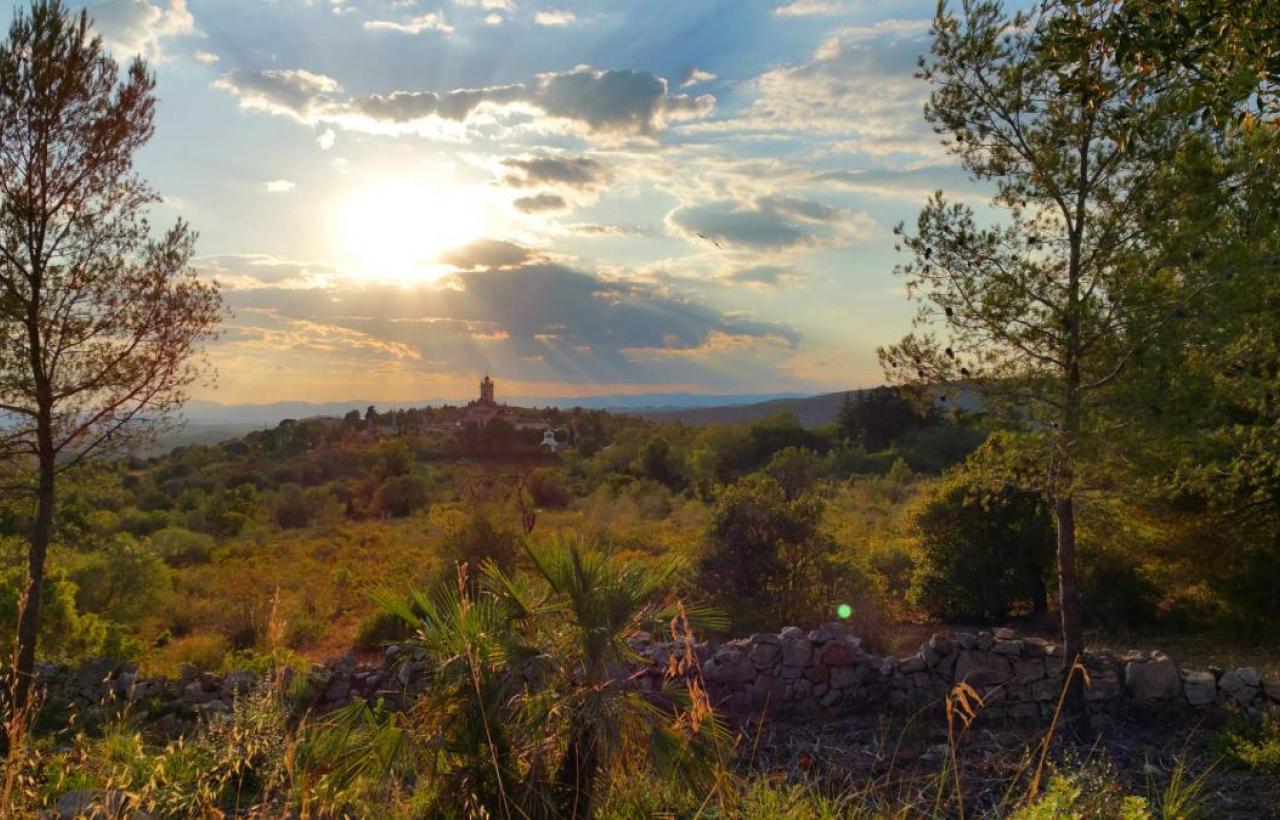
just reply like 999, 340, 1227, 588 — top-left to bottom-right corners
697, 623, 892, 715
32, 627, 1280, 732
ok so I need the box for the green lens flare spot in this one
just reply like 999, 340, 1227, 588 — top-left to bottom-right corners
837, 603, 853, 619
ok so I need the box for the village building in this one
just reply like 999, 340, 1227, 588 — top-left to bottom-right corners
459, 375, 520, 428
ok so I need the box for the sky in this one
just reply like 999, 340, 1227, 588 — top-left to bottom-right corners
7, 0, 997, 404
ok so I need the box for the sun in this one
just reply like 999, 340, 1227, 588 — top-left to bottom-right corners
338, 180, 489, 282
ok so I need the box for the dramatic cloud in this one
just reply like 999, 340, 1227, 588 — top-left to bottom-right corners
215, 65, 715, 139
500, 155, 610, 190
219, 263, 802, 388
666, 194, 869, 250
438, 239, 539, 270
363, 12, 454, 35
85, 0, 194, 60
513, 193, 569, 213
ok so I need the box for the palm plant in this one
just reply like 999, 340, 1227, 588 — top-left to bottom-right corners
363, 537, 727, 818
495, 536, 728, 818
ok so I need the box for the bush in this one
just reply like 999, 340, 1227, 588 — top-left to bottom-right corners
372, 475, 429, 518
697, 473, 861, 631
270, 483, 337, 529
1078, 549, 1160, 628
148, 526, 216, 566
526, 468, 572, 508
908, 470, 1053, 623
159, 633, 229, 672
434, 506, 521, 575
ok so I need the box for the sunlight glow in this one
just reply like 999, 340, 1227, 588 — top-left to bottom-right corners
338, 181, 491, 282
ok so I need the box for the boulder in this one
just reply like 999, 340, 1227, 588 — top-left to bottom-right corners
1124, 657, 1180, 702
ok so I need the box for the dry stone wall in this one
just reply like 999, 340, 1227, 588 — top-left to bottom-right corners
33, 627, 1280, 735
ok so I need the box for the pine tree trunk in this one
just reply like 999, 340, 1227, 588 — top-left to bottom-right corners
14, 425, 55, 714
1053, 494, 1087, 728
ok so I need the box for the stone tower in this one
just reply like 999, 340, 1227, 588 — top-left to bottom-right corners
479, 375, 495, 405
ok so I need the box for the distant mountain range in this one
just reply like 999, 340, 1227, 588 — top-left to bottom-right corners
629, 391, 854, 428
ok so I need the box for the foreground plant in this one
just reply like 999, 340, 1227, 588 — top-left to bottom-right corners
373, 537, 728, 817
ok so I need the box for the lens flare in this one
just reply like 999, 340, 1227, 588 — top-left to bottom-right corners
837, 603, 853, 619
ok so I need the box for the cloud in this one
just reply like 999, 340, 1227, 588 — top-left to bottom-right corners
213, 68, 341, 120
700, 19, 937, 160
198, 254, 339, 289
438, 239, 539, 270
364, 12, 454, 35
513, 193, 569, 213
722, 264, 809, 289
215, 64, 715, 140
812, 162, 990, 202
85, 0, 195, 61
264, 179, 297, 193
453, 0, 512, 8
485, 13, 504, 24
566, 223, 644, 237
534, 10, 576, 26
193, 50, 219, 64
680, 68, 717, 88
775, 0, 860, 16
219, 262, 804, 388
666, 194, 869, 250
316, 128, 337, 150
500, 155, 610, 190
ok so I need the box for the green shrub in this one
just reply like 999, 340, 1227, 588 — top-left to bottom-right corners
372, 475, 429, 518
1079, 548, 1160, 628
908, 471, 1053, 623
148, 526, 216, 566
526, 467, 572, 508
1214, 714, 1280, 775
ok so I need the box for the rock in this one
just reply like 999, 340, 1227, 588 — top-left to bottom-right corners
781, 636, 812, 667
705, 649, 756, 686
325, 678, 351, 702
899, 655, 927, 674
993, 627, 1017, 641
1012, 659, 1045, 684
992, 640, 1023, 657
820, 641, 859, 667
56, 789, 148, 819
1218, 670, 1244, 694
1238, 667, 1261, 688
804, 664, 830, 685
954, 650, 1012, 688
830, 666, 859, 690
749, 642, 781, 668
1125, 657, 1180, 702
224, 670, 257, 695
1183, 671, 1216, 706
812, 622, 846, 644
1264, 680, 1280, 703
